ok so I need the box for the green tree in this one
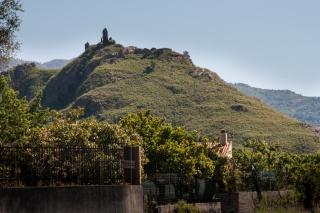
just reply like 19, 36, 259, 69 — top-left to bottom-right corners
0, 75, 30, 144
295, 153, 320, 209
23, 107, 143, 147
29, 91, 50, 128
228, 139, 296, 193
0, 0, 23, 71
119, 109, 215, 180
0, 76, 50, 145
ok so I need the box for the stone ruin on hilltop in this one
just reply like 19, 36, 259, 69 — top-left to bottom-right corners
83, 28, 194, 67
85, 28, 115, 50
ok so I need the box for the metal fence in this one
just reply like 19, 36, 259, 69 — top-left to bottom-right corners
142, 173, 216, 212
0, 146, 123, 187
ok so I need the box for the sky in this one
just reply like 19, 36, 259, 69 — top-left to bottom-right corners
15, 0, 320, 97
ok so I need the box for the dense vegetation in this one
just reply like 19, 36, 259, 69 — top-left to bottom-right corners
0, 75, 49, 143
1, 77, 320, 210
231, 83, 320, 127
1, 63, 59, 101
0, 76, 216, 182
232, 139, 320, 210
3, 42, 320, 153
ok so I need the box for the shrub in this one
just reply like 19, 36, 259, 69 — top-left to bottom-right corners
171, 200, 200, 213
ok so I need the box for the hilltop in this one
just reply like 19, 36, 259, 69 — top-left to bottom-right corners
3, 29, 320, 153
231, 83, 320, 127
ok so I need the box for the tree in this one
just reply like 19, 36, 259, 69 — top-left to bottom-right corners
0, 0, 23, 71
294, 153, 320, 209
119, 109, 215, 181
0, 75, 49, 145
22, 107, 143, 147
0, 75, 30, 144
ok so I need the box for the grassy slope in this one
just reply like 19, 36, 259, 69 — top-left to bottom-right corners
231, 83, 320, 127
39, 44, 320, 152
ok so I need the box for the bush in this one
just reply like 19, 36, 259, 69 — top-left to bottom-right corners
255, 191, 305, 213
171, 200, 200, 213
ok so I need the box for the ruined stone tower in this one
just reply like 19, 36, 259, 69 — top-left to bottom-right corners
85, 42, 90, 50
102, 28, 108, 45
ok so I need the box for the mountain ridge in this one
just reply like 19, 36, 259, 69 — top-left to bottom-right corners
6, 58, 73, 70
231, 83, 320, 127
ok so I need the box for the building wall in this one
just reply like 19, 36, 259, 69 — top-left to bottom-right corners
0, 185, 143, 213
217, 192, 239, 213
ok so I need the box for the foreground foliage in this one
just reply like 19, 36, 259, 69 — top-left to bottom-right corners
13, 42, 317, 153
119, 109, 216, 181
1, 79, 320, 209
232, 139, 320, 209
0, 0, 23, 71
22, 107, 142, 148
0, 76, 49, 145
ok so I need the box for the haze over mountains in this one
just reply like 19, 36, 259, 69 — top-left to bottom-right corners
7, 58, 73, 70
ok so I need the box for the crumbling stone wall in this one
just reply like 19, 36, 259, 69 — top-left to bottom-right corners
154, 48, 172, 55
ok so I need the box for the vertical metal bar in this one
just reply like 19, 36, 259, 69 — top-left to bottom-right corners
49, 146, 51, 186
31, 147, 33, 186
0, 147, 2, 187
71, 146, 74, 185
78, 146, 80, 185
130, 146, 132, 185
14, 148, 16, 187
54, 147, 57, 185
100, 147, 103, 185
122, 147, 125, 184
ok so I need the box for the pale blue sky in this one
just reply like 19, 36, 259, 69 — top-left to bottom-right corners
16, 0, 320, 96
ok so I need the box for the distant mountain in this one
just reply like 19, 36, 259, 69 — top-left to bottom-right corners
7, 58, 73, 70
231, 83, 320, 127
2, 37, 319, 153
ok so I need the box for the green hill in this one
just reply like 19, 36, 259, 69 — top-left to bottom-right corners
3, 37, 320, 153
1, 63, 59, 101
231, 83, 320, 127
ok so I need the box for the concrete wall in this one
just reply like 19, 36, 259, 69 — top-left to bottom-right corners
217, 192, 239, 213
0, 185, 143, 213
217, 191, 292, 213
